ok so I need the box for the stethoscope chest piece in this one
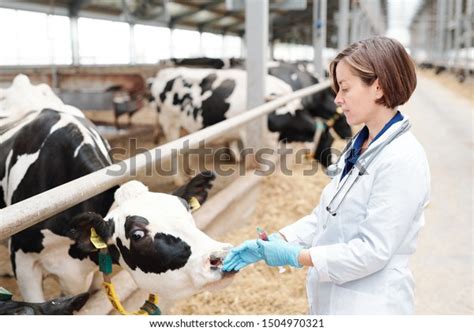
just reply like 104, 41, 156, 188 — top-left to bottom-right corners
326, 164, 339, 178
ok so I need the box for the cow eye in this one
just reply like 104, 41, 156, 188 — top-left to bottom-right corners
131, 230, 145, 241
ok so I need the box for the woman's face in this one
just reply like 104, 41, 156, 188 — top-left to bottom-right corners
334, 60, 381, 126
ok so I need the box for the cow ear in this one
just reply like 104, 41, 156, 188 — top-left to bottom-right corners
67, 212, 115, 253
172, 171, 216, 206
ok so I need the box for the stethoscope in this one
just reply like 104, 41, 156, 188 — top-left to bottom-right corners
325, 119, 412, 217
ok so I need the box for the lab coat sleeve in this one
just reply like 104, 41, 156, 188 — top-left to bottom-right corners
309, 155, 429, 285
279, 204, 322, 248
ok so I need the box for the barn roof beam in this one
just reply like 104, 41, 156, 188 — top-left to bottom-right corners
222, 20, 245, 34
198, 11, 232, 30
169, 0, 222, 27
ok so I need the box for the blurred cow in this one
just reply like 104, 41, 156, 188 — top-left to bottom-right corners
267, 62, 352, 167
162, 57, 244, 69
149, 62, 352, 171
0, 292, 89, 315
149, 67, 302, 183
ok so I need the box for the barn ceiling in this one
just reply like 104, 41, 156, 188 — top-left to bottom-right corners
4, 0, 390, 47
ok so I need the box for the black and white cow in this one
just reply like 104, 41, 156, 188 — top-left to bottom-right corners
266, 62, 352, 167
150, 67, 299, 142
0, 75, 235, 306
150, 61, 352, 170
149, 67, 302, 183
165, 57, 244, 69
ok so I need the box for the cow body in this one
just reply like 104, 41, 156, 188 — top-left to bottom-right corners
165, 57, 243, 69
266, 62, 352, 166
0, 75, 234, 307
150, 67, 299, 143
156, 58, 350, 142
149, 68, 301, 184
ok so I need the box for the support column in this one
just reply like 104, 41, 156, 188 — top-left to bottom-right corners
199, 30, 204, 57
337, 0, 350, 50
435, 0, 447, 65
466, 0, 473, 50
446, 0, 454, 69
350, 7, 361, 43
70, 16, 80, 66
169, 28, 174, 58
129, 23, 136, 65
358, 13, 366, 40
245, 0, 268, 156
453, 0, 463, 68
313, 0, 327, 79
269, 14, 274, 60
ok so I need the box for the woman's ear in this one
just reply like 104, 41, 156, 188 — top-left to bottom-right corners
373, 78, 384, 100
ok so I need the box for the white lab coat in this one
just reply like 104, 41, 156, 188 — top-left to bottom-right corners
280, 116, 430, 315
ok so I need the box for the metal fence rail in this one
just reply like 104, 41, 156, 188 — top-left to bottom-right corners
0, 80, 331, 240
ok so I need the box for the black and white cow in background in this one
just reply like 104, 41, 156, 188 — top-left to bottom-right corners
0, 75, 235, 308
267, 62, 352, 167
149, 67, 302, 184
149, 62, 352, 172
163, 57, 244, 69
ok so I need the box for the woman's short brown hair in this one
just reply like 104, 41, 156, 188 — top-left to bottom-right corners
329, 36, 417, 109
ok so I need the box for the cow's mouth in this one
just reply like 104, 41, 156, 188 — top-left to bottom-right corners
209, 250, 237, 275
200, 248, 237, 292
210, 254, 223, 270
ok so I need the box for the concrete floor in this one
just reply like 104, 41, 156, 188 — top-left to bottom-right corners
400, 74, 473, 314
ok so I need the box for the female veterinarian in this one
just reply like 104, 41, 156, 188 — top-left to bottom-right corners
222, 36, 431, 314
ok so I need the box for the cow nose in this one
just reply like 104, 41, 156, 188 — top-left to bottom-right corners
210, 254, 222, 268
209, 246, 233, 271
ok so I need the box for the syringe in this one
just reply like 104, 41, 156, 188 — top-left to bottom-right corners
256, 226, 286, 273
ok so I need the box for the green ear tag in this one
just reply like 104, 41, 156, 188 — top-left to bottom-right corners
0, 287, 13, 301
99, 251, 113, 275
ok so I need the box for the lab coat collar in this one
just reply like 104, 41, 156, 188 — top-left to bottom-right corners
340, 111, 406, 180
364, 112, 410, 152
333, 112, 411, 182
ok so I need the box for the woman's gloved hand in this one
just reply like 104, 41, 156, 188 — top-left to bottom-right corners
222, 240, 263, 272
257, 239, 303, 268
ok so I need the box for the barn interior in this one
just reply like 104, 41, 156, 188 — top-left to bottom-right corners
0, 0, 472, 316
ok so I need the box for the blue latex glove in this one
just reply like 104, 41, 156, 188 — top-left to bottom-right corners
222, 240, 263, 272
257, 239, 303, 268
268, 232, 285, 242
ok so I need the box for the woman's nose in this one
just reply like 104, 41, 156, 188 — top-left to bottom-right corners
334, 91, 343, 106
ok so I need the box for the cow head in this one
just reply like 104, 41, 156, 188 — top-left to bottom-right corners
67, 172, 235, 302
309, 90, 352, 140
